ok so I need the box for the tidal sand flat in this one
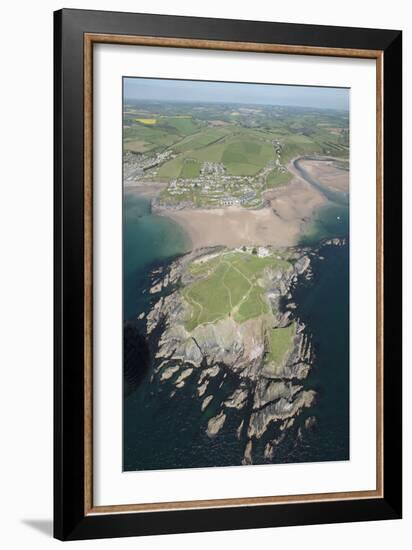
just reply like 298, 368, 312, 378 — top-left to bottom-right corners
296, 158, 349, 193
264, 174, 327, 231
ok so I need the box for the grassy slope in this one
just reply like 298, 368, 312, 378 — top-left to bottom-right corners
123, 115, 202, 154
264, 169, 293, 189
159, 131, 276, 181
266, 323, 296, 365
183, 252, 290, 331
180, 159, 201, 179
124, 110, 349, 184
222, 140, 274, 176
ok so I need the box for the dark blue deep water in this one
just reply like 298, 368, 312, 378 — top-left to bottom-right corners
123, 191, 349, 471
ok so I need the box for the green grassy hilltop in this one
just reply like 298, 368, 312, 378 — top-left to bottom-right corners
183, 250, 290, 331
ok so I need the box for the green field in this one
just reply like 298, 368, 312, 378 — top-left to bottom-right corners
163, 116, 201, 135
264, 169, 293, 189
278, 134, 319, 163
183, 252, 290, 331
123, 101, 349, 204
157, 157, 201, 180
173, 129, 228, 153
157, 157, 185, 179
266, 323, 296, 365
223, 140, 274, 176
180, 159, 201, 179
123, 114, 203, 154
158, 135, 277, 180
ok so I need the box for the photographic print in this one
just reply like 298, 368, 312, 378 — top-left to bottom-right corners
54, 11, 402, 539
122, 77, 350, 471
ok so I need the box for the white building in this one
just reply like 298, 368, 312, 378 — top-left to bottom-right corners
257, 247, 270, 257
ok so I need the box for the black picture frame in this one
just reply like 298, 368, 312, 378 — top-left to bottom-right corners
54, 8, 402, 541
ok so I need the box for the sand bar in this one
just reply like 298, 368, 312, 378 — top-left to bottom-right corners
294, 159, 349, 193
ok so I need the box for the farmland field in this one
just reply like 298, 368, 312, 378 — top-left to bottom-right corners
123, 98, 349, 208
264, 169, 293, 189
180, 159, 201, 179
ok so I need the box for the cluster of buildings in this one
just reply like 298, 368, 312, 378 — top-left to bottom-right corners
123, 149, 174, 184
125, 137, 288, 206
220, 191, 256, 206
272, 140, 287, 173
200, 162, 225, 177
164, 161, 260, 206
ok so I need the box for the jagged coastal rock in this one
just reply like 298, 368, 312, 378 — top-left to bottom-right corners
201, 395, 214, 412
207, 411, 226, 436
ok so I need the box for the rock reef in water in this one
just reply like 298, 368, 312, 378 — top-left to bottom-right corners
207, 411, 226, 436
201, 395, 214, 412
224, 387, 249, 410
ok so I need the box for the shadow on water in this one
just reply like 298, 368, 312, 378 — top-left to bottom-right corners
124, 323, 150, 397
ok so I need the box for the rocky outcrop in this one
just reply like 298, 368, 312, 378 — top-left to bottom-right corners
175, 367, 193, 387
305, 415, 317, 431
199, 366, 220, 384
160, 365, 180, 381
139, 243, 333, 464
253, 379, 302, 410
248, 389, 316, 439
201, 395, 213, 412
264, 432, 286, 460
236, 419, 244, 440
242, 440, 253, 465
224, 387, 249, 410
197, 380, 209, 397
207, 411, 226, 436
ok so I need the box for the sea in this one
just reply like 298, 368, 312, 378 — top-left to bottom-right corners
123, 187, 350, 471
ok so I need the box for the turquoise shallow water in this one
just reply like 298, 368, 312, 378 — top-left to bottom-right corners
300, 202, 349, 246
123, 190, 349, 471
123, 192, 191, 321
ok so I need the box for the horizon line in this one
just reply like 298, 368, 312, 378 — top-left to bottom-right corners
123, 97, 349, 112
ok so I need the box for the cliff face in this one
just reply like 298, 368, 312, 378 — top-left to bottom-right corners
141, 244, 326, 465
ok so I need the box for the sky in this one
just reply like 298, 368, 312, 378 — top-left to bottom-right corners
124, 77, 349, 111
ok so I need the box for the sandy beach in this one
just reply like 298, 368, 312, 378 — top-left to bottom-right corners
156, 170, 329, 249
128, 156, 348, 250
156, 205, 302, 248
124, 182, 167, 199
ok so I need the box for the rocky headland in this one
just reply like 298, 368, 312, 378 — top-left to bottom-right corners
136, 238, 345, 465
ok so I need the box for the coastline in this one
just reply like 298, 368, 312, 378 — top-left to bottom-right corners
125, 155, 348, 250
292, 157, 349, 193
124, 181, 167, 199
124, 237, 350, 470
155, 205, 300, 248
